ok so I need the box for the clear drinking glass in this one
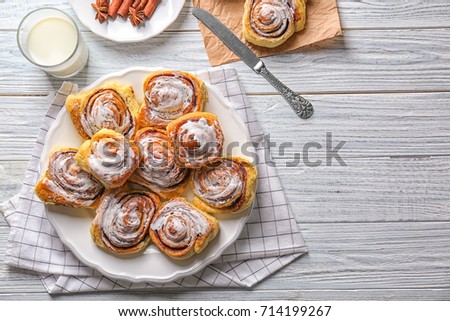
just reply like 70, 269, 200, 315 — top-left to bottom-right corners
17, 7, 89, 78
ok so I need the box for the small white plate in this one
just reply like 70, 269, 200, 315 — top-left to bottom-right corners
70, 0, 185, 43
40, 67, 255, 283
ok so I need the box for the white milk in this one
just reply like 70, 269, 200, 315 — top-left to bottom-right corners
18, 8, 89, 78
27, 17, 77, 66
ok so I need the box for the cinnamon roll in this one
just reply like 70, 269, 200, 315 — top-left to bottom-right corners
66, 81, 139, 140
166, 112, 224, 168
243, 0, 307, 48
35, 147, 105, 208
137, 70, 208, 129
129, 127, 191, 199
150, 197, 219, 260
91, 185, 160, 255
192, 156, 258, 215
75, 128, 140, 189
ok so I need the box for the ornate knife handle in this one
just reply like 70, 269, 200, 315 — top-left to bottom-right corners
254, 62, 313, 119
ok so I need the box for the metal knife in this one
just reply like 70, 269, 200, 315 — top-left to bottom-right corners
192, 7, 313, 119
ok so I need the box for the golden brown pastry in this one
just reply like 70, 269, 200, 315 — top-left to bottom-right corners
91, 185, 160, 255
166, 112, 224, 168
75, 128, 140, 189
243, 0, 307, 48
129, 127, 191, 199
65, 81, 139, 140
149, 197, 219, 260
35, 147, 104, 208
192, 156, 258, 215
137, 70, 207, 129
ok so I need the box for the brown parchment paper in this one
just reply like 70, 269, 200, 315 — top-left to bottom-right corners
193, 0, 342, 66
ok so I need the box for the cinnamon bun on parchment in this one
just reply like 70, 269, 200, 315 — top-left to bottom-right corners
243, 0, 307, 48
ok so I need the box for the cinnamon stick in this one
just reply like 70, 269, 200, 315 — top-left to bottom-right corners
108, 0, 123, 18
117, 0, 133, 18
144, 0, 158, 18
132, 0, 146, 9
139, 0, 148, 10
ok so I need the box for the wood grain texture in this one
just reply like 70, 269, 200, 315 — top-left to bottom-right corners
338, 0, 450, 29
279, 157, 450, 223
2, 92, 450, 160
1, 0, 450, 300
1, 221, 449, 299
2, 1, 450, 30
2, 27, 450, 95
2, 156, 450, 224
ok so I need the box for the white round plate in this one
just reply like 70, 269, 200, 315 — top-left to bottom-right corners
70, 0, 185, 43
41, 67, 255, 283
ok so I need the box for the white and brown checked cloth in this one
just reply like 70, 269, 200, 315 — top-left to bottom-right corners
0, 68, 307, 294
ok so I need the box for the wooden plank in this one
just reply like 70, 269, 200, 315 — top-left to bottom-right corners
3, 1, 450, 31
2, 92, 450, 160
0, 161, 26, 201
338, 0, 450, 29
1, 156, 450, 223
278, 156, 450, 223
273, 222, 450, 291
2, 157, 450, 223
1, 222, 449, 299
0, 289, 449, 300
0, 96, 49, 162
250, 93, 450, 158
2, 28, 450, 95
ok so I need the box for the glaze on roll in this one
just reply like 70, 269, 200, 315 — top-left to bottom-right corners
192, 156, 258, 214
66, 81, 139, 140
129, 127, 191, 199
149, 197, 219, 259
137, 70, 208, 128
243, 0, 307, 48
91, 186, 160, 254
74, 128, 140, 189
35, 147, 105, 208
166, 112, 224, 168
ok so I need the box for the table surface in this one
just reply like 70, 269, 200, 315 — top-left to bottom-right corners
1, 0, 450, 300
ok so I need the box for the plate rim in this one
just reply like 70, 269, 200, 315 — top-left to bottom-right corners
70, 0, 186, 43
42, 66, 256, 283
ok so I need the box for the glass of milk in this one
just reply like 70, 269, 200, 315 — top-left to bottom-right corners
17, 8, 89, 78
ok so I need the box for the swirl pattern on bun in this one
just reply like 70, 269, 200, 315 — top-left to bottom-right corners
74, 129, 140, 189
35, 147, 105, 208
129, 127, 191, 199
192, 156, 258, 214
91, 186, 160, 254
167, 112, 224, 168
66, 81, 139, 140
150, 197, 219, 259
243, 0, 307, 48
137, 70, 207, 128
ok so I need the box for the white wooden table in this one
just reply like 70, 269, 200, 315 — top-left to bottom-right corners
1, 0, 450, 300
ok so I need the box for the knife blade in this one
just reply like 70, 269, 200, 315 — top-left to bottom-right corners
192, 7, 313, 119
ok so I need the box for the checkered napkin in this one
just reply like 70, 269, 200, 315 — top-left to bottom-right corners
0, 68, 307, 294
